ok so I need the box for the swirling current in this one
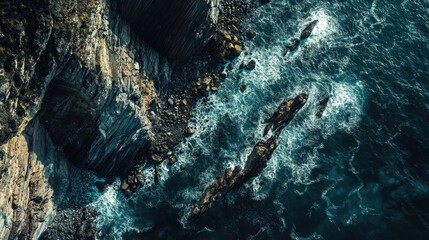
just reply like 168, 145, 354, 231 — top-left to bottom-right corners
64, 0, 429, 239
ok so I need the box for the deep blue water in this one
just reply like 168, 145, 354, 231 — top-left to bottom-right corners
89, 0, 429, 239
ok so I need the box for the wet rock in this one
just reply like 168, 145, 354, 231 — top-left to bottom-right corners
208, 30, 243, 63
190, 93, 308, 219
286, 38, 300, 51
240, 59, 256, 70
264, 93, 308, 136
246, 29, 256, 39
239, 83, 247, 92
220, 72, 227, 79
316, 95, 331, 118
232, 44, 242, 56
195, 74, 218, 96
300, 20, 318, 39
154, 165, 161, 184
186, 127, 195, 136
168, 155, 178, 164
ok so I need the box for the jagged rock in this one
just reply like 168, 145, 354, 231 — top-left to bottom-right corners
300, 20, 318, 39
264, 93, 308, 136
316, 95, 331, 118
286, 38, 301, 51
168, 155, 178, 164
239, 83, 247, 92
154, 165, 161, 184
186, 127, 195, 136
246, 29, 256, 39
190, 93, 308, 219
240, 59, 256, 70
208, 30, 243, 63
195, 74, 218, 96
233, 44, 243, 56
117, 0, 221, 62
220, 72, 227, 79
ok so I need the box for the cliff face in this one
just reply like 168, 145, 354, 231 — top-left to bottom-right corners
115, 0, 220, 62
0, 119, 69, 240
0, 0, 219, 238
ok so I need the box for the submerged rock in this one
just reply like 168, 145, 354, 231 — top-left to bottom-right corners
240, 59, 256, 70
190, 93, 308, 219
300, 20, 318, 39
316, 95, 331, 118
286, 38, 301, 51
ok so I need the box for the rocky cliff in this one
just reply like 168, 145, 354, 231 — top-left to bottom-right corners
0, 0, 220, 238
115, 0, 220, 62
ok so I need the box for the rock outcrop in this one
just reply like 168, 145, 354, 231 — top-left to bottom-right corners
284, 19, 318, 55
300, 20, 318, 40
190, 93, 308, 219
263, 93, 308, 136
315, 95, 330, 118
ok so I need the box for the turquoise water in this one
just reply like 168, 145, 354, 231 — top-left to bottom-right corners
92, 0, 429, 239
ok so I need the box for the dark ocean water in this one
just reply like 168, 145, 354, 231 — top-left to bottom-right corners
89, 0, 429, 239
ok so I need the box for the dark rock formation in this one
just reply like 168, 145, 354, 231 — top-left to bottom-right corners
316, 95, 331, 118
115, 0, 220, 62
190, 93, 308, 219
246, 29, 257, 39
300, 20, 318, 40
286, 38, 301, 51
240, 59, 256, 70
263, 93, 308, 136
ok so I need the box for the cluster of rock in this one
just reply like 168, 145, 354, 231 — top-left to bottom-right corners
208, 30, 243, 63
194, 73, 221, 96
40, 206, 96, 240
207, 0, 251, 63
285, 20, 319, 54
190, 93, 308, 219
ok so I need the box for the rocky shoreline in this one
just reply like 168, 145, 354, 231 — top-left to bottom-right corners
119, 0, 262, 196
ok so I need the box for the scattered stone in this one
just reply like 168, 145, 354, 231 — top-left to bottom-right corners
211, 86, 218, 92
168, 155, 178, 164
168, 97, 174, 105
220, 71, 227, 79
120, 180, 129, 191
186, 127, 195, 136
182, 99, 187, 106
154, 165, 161, 184
246, 29, 256, 39
232, 44, 242, 56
